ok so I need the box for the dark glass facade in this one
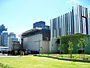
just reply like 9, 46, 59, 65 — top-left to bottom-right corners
0, 24, 7, 35
33, 21, 45, 28
33, 21, 50, 30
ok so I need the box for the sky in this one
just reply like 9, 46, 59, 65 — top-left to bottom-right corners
0, 0, 90, 38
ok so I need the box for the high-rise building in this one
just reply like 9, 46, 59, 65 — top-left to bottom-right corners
1, 31, 8, 46
0, 24, 7, 35
50, 5, 89, 53
8, 32, 18, 51
0, 35, 1, 46
8, 32, 16, 38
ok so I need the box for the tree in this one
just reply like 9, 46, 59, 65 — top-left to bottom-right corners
78, 38, 87, 59
14, 50, 18, 55
58, 44, 66, 54
68, 41, 73, 58
40, 46, 43, 54
78, 38, 86, 51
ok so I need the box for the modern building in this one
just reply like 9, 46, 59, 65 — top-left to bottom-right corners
50, 5, 90, 53
11, 41, 20, 51
8, 32, 18, 51
1, 31, 8, 46
33, 21, 50, 30
22, 28, 50, 54
8, 32, 16, 38
0, 35, 1, 46
0, 24, 20, 52
0, 24, 7, 35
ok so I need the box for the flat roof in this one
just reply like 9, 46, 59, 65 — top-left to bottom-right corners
22, 28, 43, 35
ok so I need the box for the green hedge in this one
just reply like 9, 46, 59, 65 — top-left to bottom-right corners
57, 33, 90, 54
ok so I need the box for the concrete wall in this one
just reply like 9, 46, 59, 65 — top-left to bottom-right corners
50, 38, 58, 53
23, 34, 50, 54
23, 34, 42, 52
40, 41, 50, 54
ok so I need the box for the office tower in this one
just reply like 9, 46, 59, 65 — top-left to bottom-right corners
8, 32, 16, 38
1, 31, 8, 46
0, 35, 1, 45
0, 24, 7, 35
8, 32, 18, 51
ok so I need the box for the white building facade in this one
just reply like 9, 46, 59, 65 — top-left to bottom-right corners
8, 32, 18, 51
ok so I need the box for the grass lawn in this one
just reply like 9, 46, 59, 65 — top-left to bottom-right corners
0, 56, 90, 68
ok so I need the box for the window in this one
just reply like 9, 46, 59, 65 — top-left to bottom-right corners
82, 17, 86, 34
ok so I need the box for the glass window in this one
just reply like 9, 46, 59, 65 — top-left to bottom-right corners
82, 17, 86, 34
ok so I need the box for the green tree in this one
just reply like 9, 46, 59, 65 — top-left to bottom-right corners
78, 38, 86, 50
40, 46, 43, 54
58, 44, 66, 54
68, 41, 73, 58
78, 38, 87, 59
14, 50, 18, 55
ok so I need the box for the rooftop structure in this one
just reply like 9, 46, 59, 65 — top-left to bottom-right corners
33, 21, 50, 30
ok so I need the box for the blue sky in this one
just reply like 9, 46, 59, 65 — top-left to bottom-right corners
0, 0, 90, 37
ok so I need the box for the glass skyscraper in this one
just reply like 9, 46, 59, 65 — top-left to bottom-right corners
50, 5, 89, 53
1, 31, 8, 46
0, 24, 7, 35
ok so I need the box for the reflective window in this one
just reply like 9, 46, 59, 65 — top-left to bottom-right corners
82, 17, 86, 34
